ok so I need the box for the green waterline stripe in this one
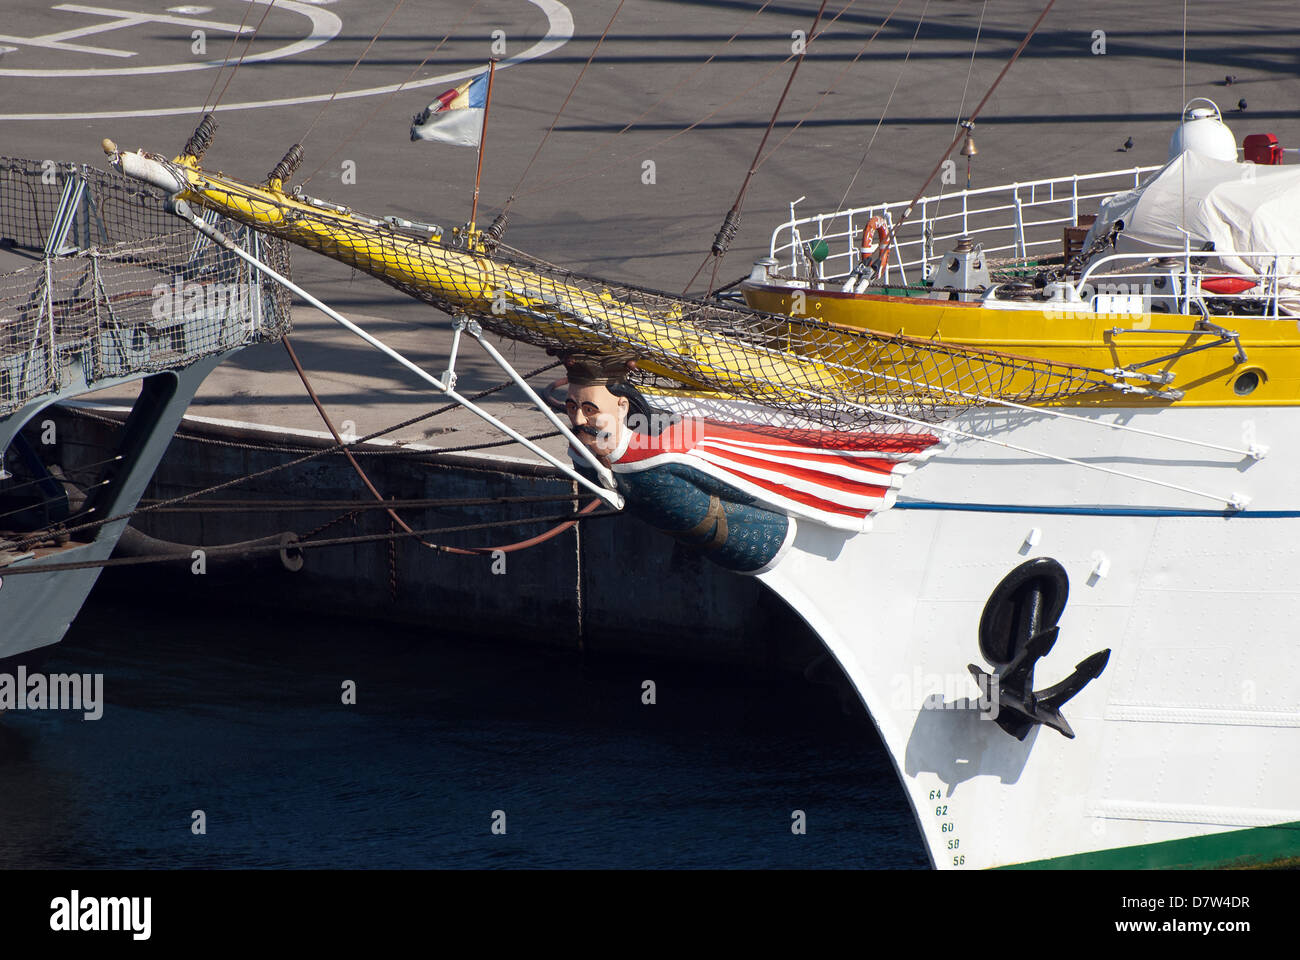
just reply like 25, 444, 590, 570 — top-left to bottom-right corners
999, 819, 1300, 870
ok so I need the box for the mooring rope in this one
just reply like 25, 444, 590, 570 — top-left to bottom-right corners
139, 494, 588, 513
6, 360, 565, 552
0, 509, 622, 576
282, 336, 601, 555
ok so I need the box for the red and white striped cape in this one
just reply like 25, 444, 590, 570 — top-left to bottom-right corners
610, 418, 941, 533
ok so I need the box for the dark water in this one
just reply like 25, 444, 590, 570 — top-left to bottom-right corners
0, 596, 926, 869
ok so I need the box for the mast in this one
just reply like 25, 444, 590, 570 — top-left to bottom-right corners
470, 58, 498, 231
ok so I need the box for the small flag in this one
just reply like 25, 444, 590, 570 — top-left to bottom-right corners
410, 72, 489, 145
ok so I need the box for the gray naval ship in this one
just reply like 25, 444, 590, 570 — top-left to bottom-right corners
0, 153, 291, 659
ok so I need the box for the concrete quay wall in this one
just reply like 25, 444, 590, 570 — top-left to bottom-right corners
57, 409, 823, 673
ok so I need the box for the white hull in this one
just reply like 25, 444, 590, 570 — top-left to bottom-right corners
682, 400, 1300, 868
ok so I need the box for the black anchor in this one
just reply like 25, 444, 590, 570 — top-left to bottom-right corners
967, 557, 1110, 741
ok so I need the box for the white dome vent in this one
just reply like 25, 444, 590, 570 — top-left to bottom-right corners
1168, 98, 1238, 161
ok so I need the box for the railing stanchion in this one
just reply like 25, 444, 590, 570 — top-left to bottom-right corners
1013, 185, 1026, 260
816, 213, 825, 282
1273, 254, 1281, 319
846, 211, 855, 279
763, 166, 1162, 284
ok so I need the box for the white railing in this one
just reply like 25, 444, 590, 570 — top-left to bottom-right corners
770, 165, 1162, 286
1077, 250, 1300, 320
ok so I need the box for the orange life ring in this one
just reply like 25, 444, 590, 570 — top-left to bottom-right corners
858, 216, 892, 277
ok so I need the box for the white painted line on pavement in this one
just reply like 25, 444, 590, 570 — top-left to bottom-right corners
0, 0, 338, 78
1, 0, 573, 121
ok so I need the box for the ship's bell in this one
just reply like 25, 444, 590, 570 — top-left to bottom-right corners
960, 132, 978, 157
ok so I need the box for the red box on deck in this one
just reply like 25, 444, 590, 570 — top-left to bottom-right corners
1244, 133, 1283, 165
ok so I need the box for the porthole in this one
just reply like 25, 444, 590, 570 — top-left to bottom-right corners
1233, 370, 1261, 396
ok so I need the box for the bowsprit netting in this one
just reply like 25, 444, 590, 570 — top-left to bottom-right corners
0, 158, 292, 418
463, 242, 1117, 430
120, 152, 1120, 431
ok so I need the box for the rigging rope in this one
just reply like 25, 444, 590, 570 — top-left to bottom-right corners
953, 0, 988, 142
283, 334, 444, 551
832, 0, 933, 216
0, 480, 110, 527
301, 0, 485, 187
914, 0, 987, 229
59, 406, 558, 458
684, 0, 832, 297
502, 0, 628, 215
770, 379, 1250, 509
282, 336, 602, 555
753, 0, 909, 176
210, 0, 279, 111
530, 0, 777, 194
7, 360, 565, 552
201, 0, 259, 113
514, 0, 860, 203
891, 0, 1057, 236
1180, 0, 1188, 239
0, 453, 121, 500
299, 0, 408, 146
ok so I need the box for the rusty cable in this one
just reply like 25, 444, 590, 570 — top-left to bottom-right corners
0, 509, 622, 576
282, 336, 603, 556
9, 359, 565, 551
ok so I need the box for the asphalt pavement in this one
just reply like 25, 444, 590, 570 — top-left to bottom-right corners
3, 0, 1298, 452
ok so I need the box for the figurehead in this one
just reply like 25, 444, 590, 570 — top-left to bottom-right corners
555, 353, 934, 574
562, 352, 677, 462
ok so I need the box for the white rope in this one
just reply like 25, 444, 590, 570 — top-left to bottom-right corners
622, 304, 1259, 504
1181, 0, 1188, 237
802, 347, 1264, 459
932, 386, 1260, 459
779, 381, 1249, 509
659, 298, 1263, 460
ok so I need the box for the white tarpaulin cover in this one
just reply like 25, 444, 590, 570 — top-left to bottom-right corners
1085, 151, 1300, 314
